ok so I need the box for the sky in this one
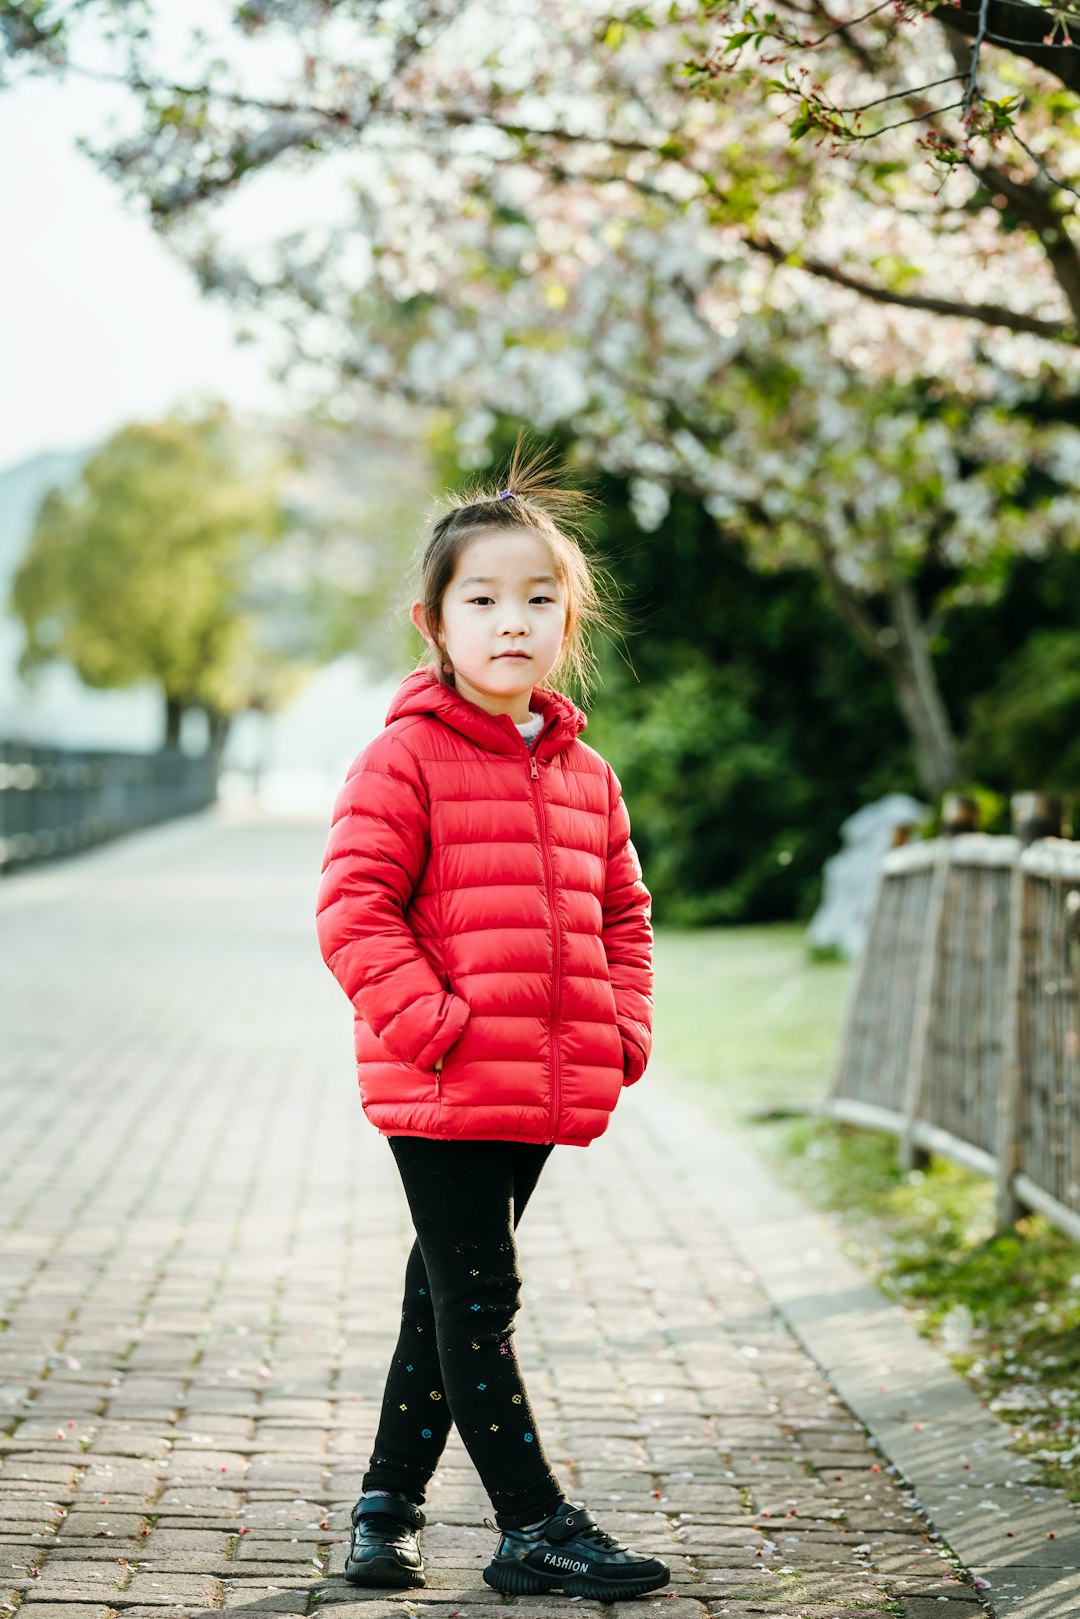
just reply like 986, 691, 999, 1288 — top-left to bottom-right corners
0, 74, 285, 474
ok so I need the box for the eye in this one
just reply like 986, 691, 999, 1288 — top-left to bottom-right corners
467, 596, 494, 606
530, 595, 556, 605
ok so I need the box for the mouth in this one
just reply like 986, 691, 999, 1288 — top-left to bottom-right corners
494, 652, 531, 660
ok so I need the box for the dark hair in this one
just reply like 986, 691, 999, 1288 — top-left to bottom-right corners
411, 435, 620, 702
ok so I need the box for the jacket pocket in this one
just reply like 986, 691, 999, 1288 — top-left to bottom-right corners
414, 989, 470, 1073
435, 1011, 467, 1074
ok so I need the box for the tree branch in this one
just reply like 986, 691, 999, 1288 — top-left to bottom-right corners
942, 31, 1080, 325
744, 229, 1077, 338
804, 526, 897, 668
807, 0, 879, 72
962, 0, 992, 121
467, 131, 1080, 346
968, 155, 1080, 325
930, 0, 1080, 94
480, 122, 1080, 344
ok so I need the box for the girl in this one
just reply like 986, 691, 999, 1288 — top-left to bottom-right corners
315, 444, 669, 1603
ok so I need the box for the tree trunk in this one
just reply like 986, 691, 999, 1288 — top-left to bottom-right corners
204, 705, 232, 756
885, 581, 964, 797
808, 532, 964, 798
164, 694, 184, 748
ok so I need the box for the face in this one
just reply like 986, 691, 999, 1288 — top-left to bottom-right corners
411, 527, 569, 724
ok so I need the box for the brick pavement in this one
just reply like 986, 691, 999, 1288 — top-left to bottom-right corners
1, 812, 995, 1619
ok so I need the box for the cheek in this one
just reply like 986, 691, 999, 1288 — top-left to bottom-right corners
438, 604, 463, 641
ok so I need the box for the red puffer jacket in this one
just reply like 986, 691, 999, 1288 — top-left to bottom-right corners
315, 667, 653, 1147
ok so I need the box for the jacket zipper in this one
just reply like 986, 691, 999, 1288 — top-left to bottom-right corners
529, 749, 561, 1142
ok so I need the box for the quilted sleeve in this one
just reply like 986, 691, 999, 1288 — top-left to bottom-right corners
601, 764, 654, 1086
315, 731, 470, 1071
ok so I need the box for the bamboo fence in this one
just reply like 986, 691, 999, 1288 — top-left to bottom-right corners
828, 835, 1080, 1243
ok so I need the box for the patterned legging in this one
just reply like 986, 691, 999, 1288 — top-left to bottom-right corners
362, 1136, 566, 1529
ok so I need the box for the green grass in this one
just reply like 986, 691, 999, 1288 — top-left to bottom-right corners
652, 922, 852, 1122
653, 922, 1080, 1506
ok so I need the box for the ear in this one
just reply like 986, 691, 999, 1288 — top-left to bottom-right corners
410, 599, 439, 644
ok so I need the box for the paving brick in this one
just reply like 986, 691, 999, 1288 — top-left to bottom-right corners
885, 1578, 982, 1600
310, 1606, 505, 1618
0, 1503, 68, 1528
220, 1593, 309, 1611
0, 1469, 83, 1493
117, 1609, 222, 1618
154, 1495, 245, 1515
119, 1574, 224, 1605
13, 1607, 117, 1619
0, 1540, 53, 1566
25, 1561, 128, 1587
60, 1509, 147, 1532
48, 1548, 143, 1565
701, 1607, 897, 1617
77, 1463, 163, 1496
134, 1558, 237, 1576
901, 1601, 988, 1617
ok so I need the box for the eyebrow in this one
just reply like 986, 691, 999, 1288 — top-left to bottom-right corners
458, 575, 559, 586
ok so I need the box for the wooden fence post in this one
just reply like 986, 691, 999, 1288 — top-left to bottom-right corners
826, 850, 890, 1102
995, 853, 1026, 1232
899, 839, 951, 1173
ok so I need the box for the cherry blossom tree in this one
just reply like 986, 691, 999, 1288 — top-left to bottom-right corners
4, 0, 1079, 792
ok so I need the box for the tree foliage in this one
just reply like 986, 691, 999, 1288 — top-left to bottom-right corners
10, 407, 295, 745
966, 630, 1080, 787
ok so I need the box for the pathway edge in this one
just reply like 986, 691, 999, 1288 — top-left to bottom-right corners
631, 1080, 1080, 1619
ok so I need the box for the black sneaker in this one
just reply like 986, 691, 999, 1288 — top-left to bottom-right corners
482, 1500, 671, 1601
344, 1492, 425, 1588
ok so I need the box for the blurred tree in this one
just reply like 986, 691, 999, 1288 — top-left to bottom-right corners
966, 629, 1080, 788
10, 407, 295, 749
689, 358, 1080, 795
583, 506, 917, 924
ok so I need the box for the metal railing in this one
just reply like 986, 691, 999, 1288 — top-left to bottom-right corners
828, 834, 1080, 1244
0, 741, 219, 873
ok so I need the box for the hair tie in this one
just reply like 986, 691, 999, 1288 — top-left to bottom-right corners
497, 488, 514, 500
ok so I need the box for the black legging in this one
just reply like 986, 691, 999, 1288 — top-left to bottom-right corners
362, 1136, 566, 1529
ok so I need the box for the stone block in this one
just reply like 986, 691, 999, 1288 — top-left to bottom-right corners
120, 1574, 225, 1605
15, 1607, 116, 1619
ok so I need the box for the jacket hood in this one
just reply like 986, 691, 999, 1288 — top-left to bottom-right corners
387, 666, 588, 758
